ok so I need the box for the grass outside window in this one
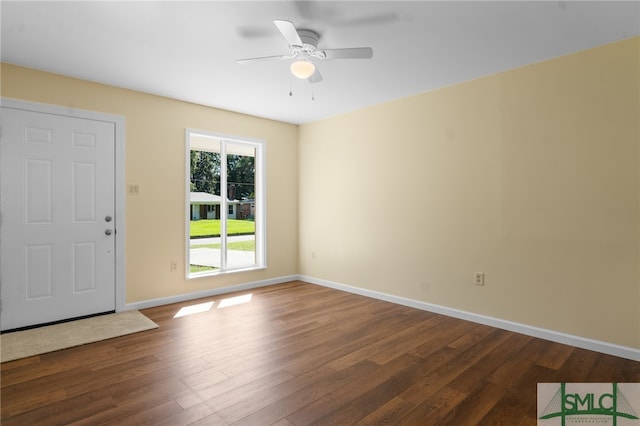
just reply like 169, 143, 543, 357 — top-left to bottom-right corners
190, 219, 255, 238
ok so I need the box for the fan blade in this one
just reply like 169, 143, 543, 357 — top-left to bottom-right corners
274, 20, 303, 47
322, 47, 373, 60
237, 54, 290, 64
308, 68, 323, 84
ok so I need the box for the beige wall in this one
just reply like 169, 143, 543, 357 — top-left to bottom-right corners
299, 37, 640, 349
3, 37, 639, 350
1, 63, 299, 303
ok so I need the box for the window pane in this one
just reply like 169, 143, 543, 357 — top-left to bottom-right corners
189, 137, 221, 274
226, 142, 256, 269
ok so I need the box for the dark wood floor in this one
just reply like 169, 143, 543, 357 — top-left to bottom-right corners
2, 281, 639, 425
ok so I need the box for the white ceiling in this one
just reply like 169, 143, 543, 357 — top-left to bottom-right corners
2, 1, 639, 125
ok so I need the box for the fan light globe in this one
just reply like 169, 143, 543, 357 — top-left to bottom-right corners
290, 60, 315, 79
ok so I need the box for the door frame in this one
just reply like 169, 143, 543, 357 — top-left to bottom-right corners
1, 97, 126, 313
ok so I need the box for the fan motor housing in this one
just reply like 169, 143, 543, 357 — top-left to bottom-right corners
297, 29, 320, 49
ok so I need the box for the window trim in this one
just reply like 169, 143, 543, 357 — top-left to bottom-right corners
185, 129, 266, 278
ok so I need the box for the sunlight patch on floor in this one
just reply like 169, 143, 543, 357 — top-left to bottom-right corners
218, 293, 252, 309
174, 301, 214, 318
173, 294, 253, 317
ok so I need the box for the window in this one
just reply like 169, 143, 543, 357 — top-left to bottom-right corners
186, 130, 265, 277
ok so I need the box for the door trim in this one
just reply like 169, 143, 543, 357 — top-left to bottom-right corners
1, 98, 126, 313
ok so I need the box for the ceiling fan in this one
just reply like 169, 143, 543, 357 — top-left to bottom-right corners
237, 20, 373, 84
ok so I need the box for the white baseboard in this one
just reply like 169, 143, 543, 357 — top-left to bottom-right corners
298, 275, 640, 362
124, 275, 298, 311
123, 274, 639, 362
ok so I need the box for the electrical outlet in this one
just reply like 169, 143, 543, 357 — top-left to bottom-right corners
128, 184, 140, 195
170, 260, 177, 271
474, 272, 485, 286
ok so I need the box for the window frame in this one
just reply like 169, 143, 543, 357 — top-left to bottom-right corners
185, 129, 266, 278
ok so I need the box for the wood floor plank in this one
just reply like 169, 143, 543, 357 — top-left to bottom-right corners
408, 318, 487, 359
353, 396, 416, 426
324, 314, 430, 371
283, 306, 413, 376
533, 341, 575, 370
488, 340, 548, 389
391, 385, 468, 425
226, 361, 377, 426
349, 359, 423, 415
271, 418, 296, 426
586, 352, 640, 382
553, 348, 601, 382
438, 380, 506, 426
366, 314, 447, 365
2, 281, 638, 425
483, 364, 557, 425
199, 368, 295, 406
310, 402, 366, 426
3, 393, 117, 426
152, 401, 217, 426
285, 354, 421, 425
476, 387, 534, 425
399, 329, 515, 406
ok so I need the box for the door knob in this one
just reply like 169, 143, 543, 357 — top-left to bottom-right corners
105, 229, 113, 236
105, 215, 112, 222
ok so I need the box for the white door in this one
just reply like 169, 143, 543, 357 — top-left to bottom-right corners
0, 107, 116, 330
